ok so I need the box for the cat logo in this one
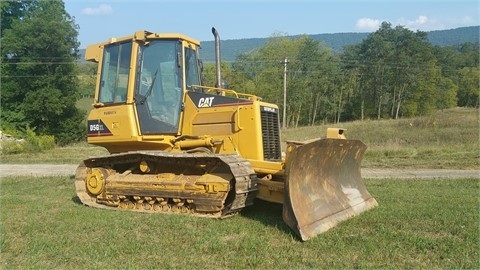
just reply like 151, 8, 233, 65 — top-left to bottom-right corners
198, 97, 215, 107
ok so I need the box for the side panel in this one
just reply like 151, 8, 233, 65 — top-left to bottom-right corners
182, 91, 268, 161
87, 105, 139, 142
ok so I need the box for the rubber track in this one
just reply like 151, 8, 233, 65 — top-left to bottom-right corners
75, 151, 259, 217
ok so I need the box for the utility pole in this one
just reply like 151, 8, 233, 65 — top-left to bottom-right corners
282, 57, 288, 129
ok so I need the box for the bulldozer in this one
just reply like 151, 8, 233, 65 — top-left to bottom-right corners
75, 27, 378, 241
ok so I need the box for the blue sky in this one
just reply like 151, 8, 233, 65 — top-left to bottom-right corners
64, 0, 479, 48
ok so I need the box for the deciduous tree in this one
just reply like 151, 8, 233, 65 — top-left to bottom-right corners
1, 0, 84, 144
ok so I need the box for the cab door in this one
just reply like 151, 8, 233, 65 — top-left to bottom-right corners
134, 40, 183, 134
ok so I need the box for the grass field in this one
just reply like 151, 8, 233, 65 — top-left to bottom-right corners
0, 176, 478, 269
282, 107, 479, 169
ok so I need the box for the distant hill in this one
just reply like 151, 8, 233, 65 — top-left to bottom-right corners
199, 26, 479, 62
198, 32, 370, 62
78, 26, 479, 63
426, 26, 480, 46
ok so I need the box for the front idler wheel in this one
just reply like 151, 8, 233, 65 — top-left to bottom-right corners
86, 168, 110, 196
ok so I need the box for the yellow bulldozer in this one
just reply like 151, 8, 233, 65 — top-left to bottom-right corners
75, 27, 377, 241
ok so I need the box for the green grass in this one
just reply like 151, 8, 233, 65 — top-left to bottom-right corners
1, 107, 478, 169
0, 176, 478, 269
283, 107, 479, 169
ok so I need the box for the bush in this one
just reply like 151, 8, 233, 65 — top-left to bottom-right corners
1, 128, 55, 155
1, 140, 27, 154
24, 128, 55, 152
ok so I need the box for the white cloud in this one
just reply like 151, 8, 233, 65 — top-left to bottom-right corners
355, 18, 381, 31
396, 15, 443, 31
354, 15, 466, 33
81, 4, 113, 16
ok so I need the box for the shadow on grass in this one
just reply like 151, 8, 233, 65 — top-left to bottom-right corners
71, 195, 83, 205
70, 174, 84, 206
240, 199, 300, 240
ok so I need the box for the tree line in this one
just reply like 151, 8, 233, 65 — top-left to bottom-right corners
1, 1, 478, 145
203, 22, 479, 127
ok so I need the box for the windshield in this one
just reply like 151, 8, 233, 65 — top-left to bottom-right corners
135, 40, 182, 134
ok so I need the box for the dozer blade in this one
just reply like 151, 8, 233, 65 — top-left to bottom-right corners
283, 138, 378, 241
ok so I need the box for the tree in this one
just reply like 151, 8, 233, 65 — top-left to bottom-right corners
201, 61, 233, 88
457, 67, 480, 107
341, 45, 365, 120
433, 43, 479, 107
346, 22, 447, 119
355, 22, 396, 119
231, 34, 341, 127
0, 0, 38, 37
232, 34, 297, 126
289, 37, 340, 126
1, 0, 85, 145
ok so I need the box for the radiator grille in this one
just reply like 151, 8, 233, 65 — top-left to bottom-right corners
260, 106, 281, 161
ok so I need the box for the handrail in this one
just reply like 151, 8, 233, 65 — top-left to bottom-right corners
190, 85, 261, 101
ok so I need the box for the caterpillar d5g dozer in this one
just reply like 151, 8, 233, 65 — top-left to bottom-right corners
75, 27, 378, 241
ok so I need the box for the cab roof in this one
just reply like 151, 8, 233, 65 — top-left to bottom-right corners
85, 30, 201, 62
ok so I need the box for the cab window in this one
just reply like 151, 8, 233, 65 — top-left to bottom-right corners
98, 42, 132, 103
185, 47, 201, 88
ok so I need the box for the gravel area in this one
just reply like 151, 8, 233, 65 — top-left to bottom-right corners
0, 164, 78, 178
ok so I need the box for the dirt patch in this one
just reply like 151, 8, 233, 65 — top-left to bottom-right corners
0, 164, 78, 178
361, 168, 479, 179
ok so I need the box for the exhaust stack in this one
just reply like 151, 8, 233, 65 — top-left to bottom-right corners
211, 27, 221, 88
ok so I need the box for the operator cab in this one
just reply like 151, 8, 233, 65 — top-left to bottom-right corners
90, 32, 202, 135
